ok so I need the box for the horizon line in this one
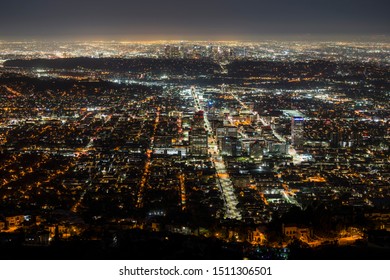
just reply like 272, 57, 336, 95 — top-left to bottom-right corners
1, 34, 390, 44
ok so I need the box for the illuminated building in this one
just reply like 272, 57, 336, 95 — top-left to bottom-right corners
189, 111, 208, 156
221, 136, 241, 156
266, 141, 289, 155
291, 117, 304, 148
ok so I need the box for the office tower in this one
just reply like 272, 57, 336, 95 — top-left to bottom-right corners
221, 136, 241, 156
189, 111, 208, 156
291, 117, 304, 148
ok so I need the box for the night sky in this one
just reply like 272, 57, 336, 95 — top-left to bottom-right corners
0, 0, 389, 40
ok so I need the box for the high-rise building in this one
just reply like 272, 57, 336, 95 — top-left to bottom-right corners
291, 117, 305, 148
164, 45, 182, 58
221, 136, 241, 156
189, 111, 208, 156
216, 125, 237, 149
267, 141, 289, 155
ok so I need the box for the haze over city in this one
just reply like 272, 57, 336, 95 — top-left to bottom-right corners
0, 0, 389, 40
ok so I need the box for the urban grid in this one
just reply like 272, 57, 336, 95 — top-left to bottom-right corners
0, 40, 389, 259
